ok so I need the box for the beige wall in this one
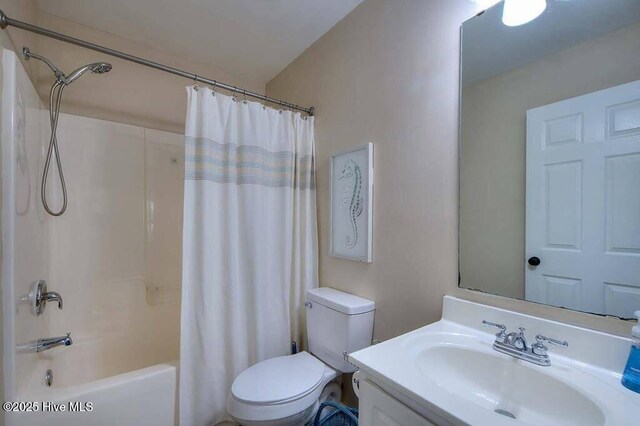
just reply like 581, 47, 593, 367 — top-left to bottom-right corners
268, 0, 634, 344
0, 0, 266, 134
31, 13, 265, 134
0, 0, 40, 81
460, 22, 640, 299
268, 0, 479, 342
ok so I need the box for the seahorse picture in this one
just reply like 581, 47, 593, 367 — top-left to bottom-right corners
339, 159, 364, 249
330, 143, 373, 263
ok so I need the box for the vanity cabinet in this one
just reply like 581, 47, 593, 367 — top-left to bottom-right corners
359, 379, 434, 426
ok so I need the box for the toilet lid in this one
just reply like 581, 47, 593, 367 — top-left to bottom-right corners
231, 352, 325, 404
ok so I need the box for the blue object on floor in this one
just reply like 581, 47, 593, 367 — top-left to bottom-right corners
314, 401, 358, 426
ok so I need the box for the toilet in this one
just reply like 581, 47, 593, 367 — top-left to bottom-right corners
227, 287, 375, 426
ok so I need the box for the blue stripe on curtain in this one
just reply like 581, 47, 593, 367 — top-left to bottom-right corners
185, 136, 315, 189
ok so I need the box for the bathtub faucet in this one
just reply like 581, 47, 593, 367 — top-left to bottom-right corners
17, 332, 72, 353
36, 333, 72, 352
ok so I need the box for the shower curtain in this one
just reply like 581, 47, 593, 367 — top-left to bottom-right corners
179, 87, 318, 426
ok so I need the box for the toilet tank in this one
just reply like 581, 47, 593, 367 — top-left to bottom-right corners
306, 287, 375, 373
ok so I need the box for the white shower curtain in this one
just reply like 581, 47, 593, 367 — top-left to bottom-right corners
179, 87, 318, 426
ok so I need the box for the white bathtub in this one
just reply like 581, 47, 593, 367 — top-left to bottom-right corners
10, 357, 178, 426
7, 280, 181, 426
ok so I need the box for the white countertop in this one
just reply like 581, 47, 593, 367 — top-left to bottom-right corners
349, 296, 640, 426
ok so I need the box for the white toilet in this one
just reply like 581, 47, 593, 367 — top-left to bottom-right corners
227, 287, 375, 426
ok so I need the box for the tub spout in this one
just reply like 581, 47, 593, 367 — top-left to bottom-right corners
17, 333, 72, 353
37, 333, 72, 352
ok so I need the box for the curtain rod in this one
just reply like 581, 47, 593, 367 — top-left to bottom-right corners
0, 10, 315, 116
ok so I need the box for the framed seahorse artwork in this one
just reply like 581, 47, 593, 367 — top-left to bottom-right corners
330, 143, 373, 262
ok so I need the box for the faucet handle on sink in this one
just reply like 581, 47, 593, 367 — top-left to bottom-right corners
532, 334, 568, 356
482, 320, 507, 339
536, 334, 568, 347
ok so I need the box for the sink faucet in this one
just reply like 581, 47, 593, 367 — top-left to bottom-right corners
505, 327, 528, 351
17, 333, 72, 353
482, 321, 567, 366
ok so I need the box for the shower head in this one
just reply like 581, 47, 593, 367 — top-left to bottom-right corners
90, 63, 112, 74
22, 46, 114, 216
22, 46, 112, 85
65, 62, 112, 84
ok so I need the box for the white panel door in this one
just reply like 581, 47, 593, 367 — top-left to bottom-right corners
526, 80, 640, 318
359, 380, 434, 426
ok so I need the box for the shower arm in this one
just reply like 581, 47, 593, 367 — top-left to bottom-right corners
22, 47, 64, 81
0, 9, 315, 116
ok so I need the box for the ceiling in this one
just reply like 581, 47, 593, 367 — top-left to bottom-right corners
35, 0, 365, 86
462, 0, 640, 86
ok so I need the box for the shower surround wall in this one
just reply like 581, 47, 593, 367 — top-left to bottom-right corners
1, 48, 48, 404
2, 48, 183, 425
47, 113, 184, 377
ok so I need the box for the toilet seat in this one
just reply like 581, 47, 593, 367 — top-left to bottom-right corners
232, 352, 325, 404
227, 352, 338, 425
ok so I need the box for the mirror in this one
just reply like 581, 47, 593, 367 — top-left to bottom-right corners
459, 0, 640, 319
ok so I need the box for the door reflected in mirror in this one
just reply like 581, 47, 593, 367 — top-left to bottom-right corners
459, 0, 640, 319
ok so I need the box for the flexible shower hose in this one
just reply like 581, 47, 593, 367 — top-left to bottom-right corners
41, 80, 68, 216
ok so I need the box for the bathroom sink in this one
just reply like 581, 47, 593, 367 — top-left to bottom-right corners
349, 297, 640, 426
417, 345, 604, 425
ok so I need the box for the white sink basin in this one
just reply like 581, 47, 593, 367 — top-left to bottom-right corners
418, 345, 604, 425
349, 297, 640, 426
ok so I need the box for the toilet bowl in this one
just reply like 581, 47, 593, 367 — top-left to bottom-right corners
227, 352, 339, 426
227, 287, 375, 425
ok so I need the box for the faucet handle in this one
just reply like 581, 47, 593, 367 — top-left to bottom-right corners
29, 280, 64, 316
482, 320, 507, 339
533, 334, 568, 355
42, 291, 63, 310
535, 334, 568, 348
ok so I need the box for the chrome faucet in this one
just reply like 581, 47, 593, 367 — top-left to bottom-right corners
482, 321, 567, 366
41, 290, 63, 309
505, 327, 528, 351
37, 333, 72, 352
24, 280, 64, 316
17, 333, 72, 353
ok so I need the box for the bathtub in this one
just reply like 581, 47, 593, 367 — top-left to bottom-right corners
9, 342, 178, 426
7, 280, 181, 426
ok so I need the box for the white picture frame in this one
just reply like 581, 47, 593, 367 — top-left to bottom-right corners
330, 143, 373, 263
